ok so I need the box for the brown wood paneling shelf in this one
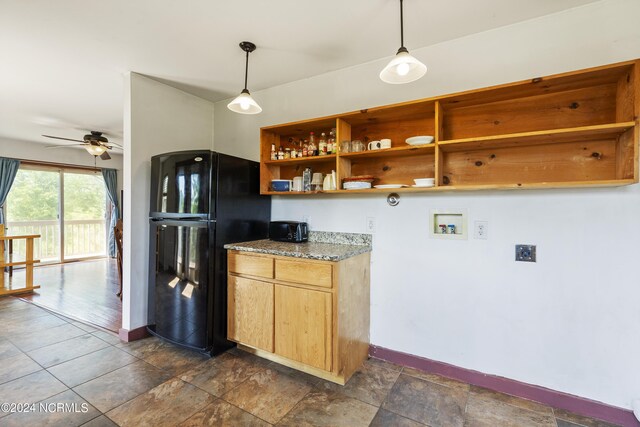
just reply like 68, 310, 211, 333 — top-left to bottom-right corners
339, 144, 435, 159
264, 154, 337, 165
260, 59, 639, 195
438, 122, 635, 151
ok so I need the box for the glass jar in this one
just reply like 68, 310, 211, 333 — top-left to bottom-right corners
340, 141, 350, 153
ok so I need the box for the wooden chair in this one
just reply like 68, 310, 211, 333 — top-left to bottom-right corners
114, 219, 123, 300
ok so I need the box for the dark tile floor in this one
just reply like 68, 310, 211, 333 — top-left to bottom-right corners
0, 297, 622, 426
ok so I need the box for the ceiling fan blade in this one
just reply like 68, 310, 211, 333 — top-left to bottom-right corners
45, 144, 87, 149
107, 141, 123, 149
42, 134, 84, 143
100, 151, 111, 160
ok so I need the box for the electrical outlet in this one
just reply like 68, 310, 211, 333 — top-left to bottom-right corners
515, 244, 536, 262
474, 221, 488, 239
365, 216, 376, 233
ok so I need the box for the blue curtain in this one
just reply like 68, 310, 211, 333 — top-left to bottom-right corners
0, 158, 20, 225
101, 168, 119, 257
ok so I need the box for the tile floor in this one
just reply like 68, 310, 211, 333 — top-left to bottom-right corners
0, 297, 622, 426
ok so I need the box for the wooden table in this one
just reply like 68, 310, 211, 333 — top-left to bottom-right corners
0, 233, 41, 296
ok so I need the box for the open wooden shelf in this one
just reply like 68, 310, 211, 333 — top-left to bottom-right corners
1, 275, 41, 296
269, 178, 634, 195
1, 226, 41, 297
1, 254, 41, 267
261, 191, 324, 196
340, 144, 435, 159
264, 154, 337, 165
438, 122, 635, 152
260, 59, 639, 195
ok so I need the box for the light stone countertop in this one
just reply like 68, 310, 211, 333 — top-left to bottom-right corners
224, 231, 372, 262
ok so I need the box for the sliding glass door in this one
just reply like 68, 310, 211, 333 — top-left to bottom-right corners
5, 167, 61, 262
63, 171, 107, 260
5, 164, 108, 263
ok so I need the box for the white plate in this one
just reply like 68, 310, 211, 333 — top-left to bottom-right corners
405, 136, 434, 145
374, 184, 407, 189
411, 184, 435, 188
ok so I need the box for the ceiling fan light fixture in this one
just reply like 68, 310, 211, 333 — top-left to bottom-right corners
227, 89, 262, 114
380, 0, 427, 84
84, 144, 107, 156
228, 41, 262, 115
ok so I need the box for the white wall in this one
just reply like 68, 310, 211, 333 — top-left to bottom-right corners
123, 73, 214, 330
213, 0, 640, 410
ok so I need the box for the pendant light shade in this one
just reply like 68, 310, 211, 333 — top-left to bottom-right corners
380, 48, 427, 84
228, 41, 262, 115
228, 89, 262, 114
380, 0, 427, 84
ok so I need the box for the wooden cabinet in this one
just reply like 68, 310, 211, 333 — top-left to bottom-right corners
274, 258, 332, 288
227, 275, 274, 352
274, 285, 332, 371
260, 59, 639, 194
229, 252, 274, 279
227, 250, 370, 384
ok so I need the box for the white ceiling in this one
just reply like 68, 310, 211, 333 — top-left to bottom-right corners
0, 0, 599, 147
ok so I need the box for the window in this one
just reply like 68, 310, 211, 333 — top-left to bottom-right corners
5, 164, 108, 263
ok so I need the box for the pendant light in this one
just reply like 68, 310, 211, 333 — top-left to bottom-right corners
228, 41, 262, 114
379, 0, 427, 84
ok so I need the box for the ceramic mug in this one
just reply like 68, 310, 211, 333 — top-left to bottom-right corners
380, 138, 391, 149
368, 141, 381, 150
292, 176, 303, 192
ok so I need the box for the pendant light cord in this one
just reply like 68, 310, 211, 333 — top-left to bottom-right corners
244, 50, 249, 91
399, 0, 404, 49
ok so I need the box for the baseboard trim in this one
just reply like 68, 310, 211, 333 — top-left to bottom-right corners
118, 325, 149, 342
370, 345, 638, 427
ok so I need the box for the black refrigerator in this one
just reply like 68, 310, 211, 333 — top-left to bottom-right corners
148, 151, 270, 356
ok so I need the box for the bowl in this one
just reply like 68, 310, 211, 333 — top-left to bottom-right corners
271, 179, 291, 192
414, 178, 435, 186
343, 181, 372, 190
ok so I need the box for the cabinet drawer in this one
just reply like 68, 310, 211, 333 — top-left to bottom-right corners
229, 253, 274, 279
275, 259, 333, 288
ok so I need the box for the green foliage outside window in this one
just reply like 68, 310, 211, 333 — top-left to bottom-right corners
6, 169, 105, 222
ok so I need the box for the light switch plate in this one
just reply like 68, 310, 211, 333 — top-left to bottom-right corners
474, 221, 488, 239
366, 216, 376, 233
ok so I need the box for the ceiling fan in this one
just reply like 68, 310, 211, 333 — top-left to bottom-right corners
43, 131, 122, 160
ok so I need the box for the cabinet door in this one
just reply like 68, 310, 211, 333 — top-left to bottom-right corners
227, 275, 274, 352
274, 285, 332, 371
